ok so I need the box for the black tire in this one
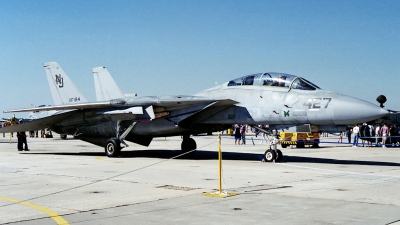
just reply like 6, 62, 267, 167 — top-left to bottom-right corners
281, 144, 288, 148
181, 137, 197, 153
105, 138, 121, 157
60, 134, 67, 139
264, 149, 276, 162
275, 149, 283, 162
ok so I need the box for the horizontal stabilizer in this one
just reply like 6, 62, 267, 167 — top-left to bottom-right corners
0, 111, 75, 133
3, 101, 113, 113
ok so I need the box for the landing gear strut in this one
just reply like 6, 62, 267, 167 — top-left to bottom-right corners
264, 136, 283, 162
104, 121, 137, 157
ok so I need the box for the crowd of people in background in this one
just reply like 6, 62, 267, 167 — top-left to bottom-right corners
343, 123, 399, 148
233, 124, 272, 145
233, 124, 248, 145
232, 123, 400, 148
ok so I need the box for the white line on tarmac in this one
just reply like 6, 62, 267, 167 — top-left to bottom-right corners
0, 158, 95, 166
277, 163, 400, 179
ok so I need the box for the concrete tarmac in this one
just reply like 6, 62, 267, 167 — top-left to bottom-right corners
1, 134, 400, 225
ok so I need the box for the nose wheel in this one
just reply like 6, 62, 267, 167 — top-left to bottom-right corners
264, 149, 283, 162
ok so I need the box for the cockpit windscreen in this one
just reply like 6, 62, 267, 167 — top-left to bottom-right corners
227, 72, 320, 91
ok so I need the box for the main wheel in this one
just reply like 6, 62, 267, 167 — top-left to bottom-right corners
105, 138, 121, 157
275, 149, 283, 162
60, 134, 67, 139
181, 137, 197, 153
264, 149, 276, 162
281, 144, 288, 148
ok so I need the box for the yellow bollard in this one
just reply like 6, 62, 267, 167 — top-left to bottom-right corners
202, 134, 239, 198
9, 133, 12, 144
218, 134, 222, 194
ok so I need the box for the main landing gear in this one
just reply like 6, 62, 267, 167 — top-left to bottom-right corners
105, 121, 137, 157
105, 138, 121, 157
181, 135, 197, 154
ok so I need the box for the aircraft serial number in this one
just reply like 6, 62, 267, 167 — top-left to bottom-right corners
304, 98, 332, 109
69, 97, 81, 102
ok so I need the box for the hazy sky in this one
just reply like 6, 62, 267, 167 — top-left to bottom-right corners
0, 0, 399, 119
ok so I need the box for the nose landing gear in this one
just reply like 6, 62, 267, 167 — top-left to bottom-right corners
264, 149, 283, 162
264, 136, 283, 162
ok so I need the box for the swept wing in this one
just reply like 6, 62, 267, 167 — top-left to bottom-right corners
1, 96, 238, 133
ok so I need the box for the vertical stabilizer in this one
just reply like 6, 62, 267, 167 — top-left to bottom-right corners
93, 67, 125, 101
44, 62, 88, 105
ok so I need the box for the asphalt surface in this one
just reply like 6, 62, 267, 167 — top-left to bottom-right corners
1, 133, 400, 225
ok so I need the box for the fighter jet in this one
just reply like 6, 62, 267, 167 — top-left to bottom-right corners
1, 63, 388, 161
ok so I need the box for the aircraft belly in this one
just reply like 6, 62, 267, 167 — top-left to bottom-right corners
131, 119, 188, 136
68, 121, 117, 137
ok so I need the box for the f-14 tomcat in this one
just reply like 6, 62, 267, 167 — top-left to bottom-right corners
1, 62, 388, 161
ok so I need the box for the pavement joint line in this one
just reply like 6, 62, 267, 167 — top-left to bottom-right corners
0, 196, 70, 225
277, 163, 400, 179
0, 158, 95, 165
0, 145, 203, 209
63, 189, 255, 224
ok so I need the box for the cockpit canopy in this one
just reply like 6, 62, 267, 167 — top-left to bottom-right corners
227, 73, 320, 91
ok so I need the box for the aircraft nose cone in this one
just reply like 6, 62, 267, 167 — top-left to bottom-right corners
332, 94, 388, 124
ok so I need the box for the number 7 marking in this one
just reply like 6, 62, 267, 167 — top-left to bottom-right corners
323, 98, 332, 108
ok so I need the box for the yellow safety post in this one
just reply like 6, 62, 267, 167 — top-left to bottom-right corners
202, 134, 239, 198
218, 134, 222, 194
9, 133, 12, 144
